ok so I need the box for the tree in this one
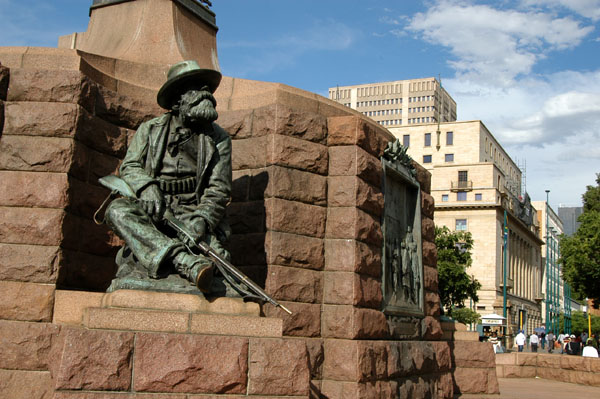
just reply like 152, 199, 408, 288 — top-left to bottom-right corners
435, 226, 481, 320
560, 174, 600, 306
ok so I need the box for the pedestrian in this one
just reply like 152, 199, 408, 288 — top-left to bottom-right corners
540, 332, 546, 350
558, 331, 566, 351
546, 331, 555, 353
581, 331, 588, 344
561, 334, 570, 354
516, 330, 526, 352
582, 338, 599, 358
530, 332, 539, 352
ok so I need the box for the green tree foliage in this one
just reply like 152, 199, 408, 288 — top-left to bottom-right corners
560, 174, 600, 306
559, 311, 600, 335
435, 226, 481, 318
451, 307, 481, 325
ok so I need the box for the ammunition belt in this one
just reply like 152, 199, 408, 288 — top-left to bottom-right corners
158, 176, 196, 195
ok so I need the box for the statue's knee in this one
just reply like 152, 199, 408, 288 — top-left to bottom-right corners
105, 198, 132, 224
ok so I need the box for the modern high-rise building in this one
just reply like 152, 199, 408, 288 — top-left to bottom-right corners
558, 206, 583, 236
390, 120, 544, 340
328, 77, 457, 128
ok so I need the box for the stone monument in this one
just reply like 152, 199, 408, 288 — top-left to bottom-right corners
0, 1, 499, 398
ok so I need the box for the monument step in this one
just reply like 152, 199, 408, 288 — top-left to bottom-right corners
84, 306, 283, 337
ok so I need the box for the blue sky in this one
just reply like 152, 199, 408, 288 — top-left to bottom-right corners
1, 0, 599, 210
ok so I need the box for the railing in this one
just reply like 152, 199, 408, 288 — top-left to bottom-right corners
451, 180, 473, 191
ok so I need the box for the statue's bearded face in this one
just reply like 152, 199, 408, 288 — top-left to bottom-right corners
177, 87, 218, 125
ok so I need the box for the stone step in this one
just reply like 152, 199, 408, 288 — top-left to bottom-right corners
84, 307, 283, 337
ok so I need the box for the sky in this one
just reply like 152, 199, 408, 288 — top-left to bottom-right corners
1, 0, 599, 210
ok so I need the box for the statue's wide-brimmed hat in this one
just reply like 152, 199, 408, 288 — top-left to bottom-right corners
157, 60, 222, 109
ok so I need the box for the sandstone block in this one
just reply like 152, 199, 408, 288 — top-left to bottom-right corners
414, 161, 432, 194
0, 281, 54, 322
253, 103, 328, 143
320, 380, 362, 399
4, 101, 78, 138
134, 333, 248, 394
227, 201, 266, 235
0, 243, 59, 283
270, 134, 328, 175
357, 341, 389, 382
76, 106, 129, 157
0, 99, 4, 134
425, 291, 441, 316
495, 352, 516, 365
231, 136, 269, 170
452, 341, 496, 368
102, 289, 260, 316
53, 290, 104, 326
327, 115, 393, 158
328, 175, 383, 217
388, 341, 437, 378
323, 339, 359, 381
94, 84, 162, 130
422, 240, 437, 267
432, 341, 452, 371
264, 301, 321, 337
324, 238, 381, 277
0, 320, 60, 370
62, 213, 121, 256
422, 192, 435, 219
0, 171, 68, 209
328, 145, 382, 187
265, 265, 322, 303
54, 394, 186, 399
85, 307, 189, 333
7, 68, 96, 112
423, 265, 438, 292
326, 207, 382, 246
265, 198, 326, 238
422, 316, 444, 340
305, 339, 324, 379
323, 272, 382, 308
321, 305, 389, 339
0, 207, 64, 246
515, 352, 538, 367
266, 231, 324, 270
66, 177, 112, 219
422, 216, 435, 242
0, 135, 74, 173
453, 367, 491, 394
57, 249, 118, 292
0, 369, 53, 399
189, 313, 282, 337
53, 328, 134, 391
560, 354, 588, 371
397, 375, 439, 399
248, 338, 310, 396
218, 108, 253, 138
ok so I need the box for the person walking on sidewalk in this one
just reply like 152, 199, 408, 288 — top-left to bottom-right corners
516, 330, 526, 352
546, 331, 555, 353
530, 332, 540, 352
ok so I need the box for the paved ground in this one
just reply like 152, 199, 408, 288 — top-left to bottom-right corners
458, 378, 600, 398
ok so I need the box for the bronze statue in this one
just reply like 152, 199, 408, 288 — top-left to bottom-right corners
103, 60, 230, 294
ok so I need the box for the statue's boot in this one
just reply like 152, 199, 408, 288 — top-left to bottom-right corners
173, 253, 214, 293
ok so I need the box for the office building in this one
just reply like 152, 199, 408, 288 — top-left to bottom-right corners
391, 120, 544, 339
328, 78, 457, 128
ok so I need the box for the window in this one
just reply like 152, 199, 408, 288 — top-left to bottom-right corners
445, 154, 454, 162
457, 191, 467, 201
458, 170, 468, 182
446, 131, 453, 145
456, 219, 467, 231
475, 193, 482, 201
403, 134, 410, 147
442, 194, 449, 202
423, 155, 432, 163
424, 133, 431, 146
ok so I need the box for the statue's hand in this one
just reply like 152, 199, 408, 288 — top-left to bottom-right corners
139, 184, 165, 220
190, 218, 207, 240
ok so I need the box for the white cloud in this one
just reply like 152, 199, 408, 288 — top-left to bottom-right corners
522, 0, 600, 21
405, 0, 594, 86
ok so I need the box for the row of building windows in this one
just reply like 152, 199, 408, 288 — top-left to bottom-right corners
357, 99, 402, 107
357, 84, 403, 97
362, 109, 401, 117
402, 131, 454, 148
422, 154, 455, 163
378, 120, 402, 126
408, 117, 435, 124
408, 95, 433, 103
441, 192, 483, 202
408, 106, 436, 113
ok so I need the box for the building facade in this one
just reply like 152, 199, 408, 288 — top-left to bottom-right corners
328, 77, 457, 128
391, 120, 544, 339
558, 206, 583, 236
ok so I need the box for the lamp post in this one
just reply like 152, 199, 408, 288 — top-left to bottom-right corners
503, 209, 508, 344
545, 190, 550, 334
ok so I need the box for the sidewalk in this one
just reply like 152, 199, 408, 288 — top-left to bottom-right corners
458, 377, 600, 398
